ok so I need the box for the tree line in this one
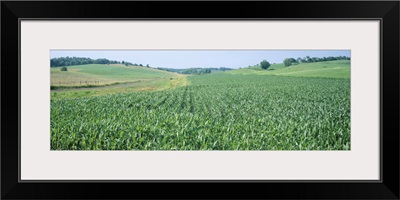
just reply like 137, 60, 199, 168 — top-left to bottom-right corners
283, 55, 350, 67
50, 57, 150, 68
156, 67, 233, 75
258, 55, 350, 69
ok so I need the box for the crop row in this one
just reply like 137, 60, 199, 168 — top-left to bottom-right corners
51, 74, 350, 150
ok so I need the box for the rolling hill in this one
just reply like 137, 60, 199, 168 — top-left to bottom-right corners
51, 64, 178, 86
227, 60, 350, 79
50, 64, 188, 98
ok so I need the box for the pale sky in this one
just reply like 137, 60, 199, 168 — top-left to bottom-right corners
51, 50, 350, 69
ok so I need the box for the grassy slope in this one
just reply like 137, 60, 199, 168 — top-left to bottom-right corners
51, 75, 188, 99
51, 64, 177, 86
51, 64, 187, 99
227, 60, 350, 79
73, 64, 175, 79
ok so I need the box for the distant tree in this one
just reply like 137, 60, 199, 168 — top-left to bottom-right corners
146, 64, 150, 68
305, 56, 312, 63
156, 67, 232, 74
219, 67, 232, 71
139, 64, 143, 67
197, 68, 212, 75
283, 58, 297, 67
60, 66, 68, 71
260, 60, 271, 70
124, 61, 132, 66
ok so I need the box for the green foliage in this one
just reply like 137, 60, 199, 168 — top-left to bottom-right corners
260, 60, 271, 70
51, 56, 137, 67
180, 68, 212, 75
60, 66, 68, 71
296, 55, 350, 63
51, 74, 350, 150
283, 58, 297, 67
198, 68, 212, 75
157, 67, 232, 74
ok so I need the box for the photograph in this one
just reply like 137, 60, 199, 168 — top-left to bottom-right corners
3, 0, 398, 199
50, 50, 351, 151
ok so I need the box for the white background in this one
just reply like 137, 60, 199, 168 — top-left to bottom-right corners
21, 21, 380, 180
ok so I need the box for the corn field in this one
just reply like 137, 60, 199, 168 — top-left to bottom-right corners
51, 74, 350, 150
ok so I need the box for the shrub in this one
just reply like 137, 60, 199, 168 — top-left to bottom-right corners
283, 58, 297, 67
260, 60, 271, 70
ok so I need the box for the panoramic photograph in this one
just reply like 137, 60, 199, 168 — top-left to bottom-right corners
50, 50, 351, 150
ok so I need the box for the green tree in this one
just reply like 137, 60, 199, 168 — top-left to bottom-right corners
260, 60, 271, 70
283, 58, 297, 67
60, 66, 68, 71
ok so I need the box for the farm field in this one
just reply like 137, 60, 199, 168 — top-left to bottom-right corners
51, 64, 178, 87
51, 64, 186, 99
51, 71, 351, 150
227, 60, 350, 79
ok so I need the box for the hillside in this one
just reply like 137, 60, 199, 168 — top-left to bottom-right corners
51, 64, 178, 86
227, 60, 350, 79
51, 64, 188, 98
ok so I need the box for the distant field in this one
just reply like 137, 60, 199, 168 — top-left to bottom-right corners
247, 63, 286, 71
50, 64, 187, 98
51, 75, 188, 99
228, 60, 350, 79
51, 64, 177, 87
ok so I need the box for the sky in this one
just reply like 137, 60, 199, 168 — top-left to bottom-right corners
50, 50, 350, 69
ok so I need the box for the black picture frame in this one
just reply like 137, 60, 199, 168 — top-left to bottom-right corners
1, 1, 399, 199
